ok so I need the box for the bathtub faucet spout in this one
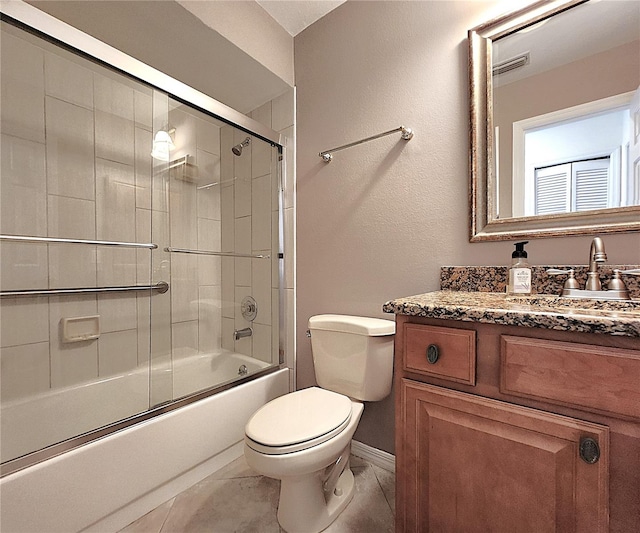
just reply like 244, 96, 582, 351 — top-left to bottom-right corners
234, 327, 253, 340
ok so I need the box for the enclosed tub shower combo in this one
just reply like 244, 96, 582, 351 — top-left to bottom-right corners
0, 4, 291, 531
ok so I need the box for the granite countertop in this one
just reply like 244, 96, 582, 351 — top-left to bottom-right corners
383, 291, 640, 338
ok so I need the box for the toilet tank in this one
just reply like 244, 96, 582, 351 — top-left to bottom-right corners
308, 314, 395, 401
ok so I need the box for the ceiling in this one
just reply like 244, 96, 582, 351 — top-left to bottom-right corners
256, 0, 347, 36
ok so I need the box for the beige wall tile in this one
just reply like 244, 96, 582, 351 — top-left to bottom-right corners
234, 175, 252, 219
169, 176, 197, 249
198, 218, 221, 253
170, 254, 198, 323
135, 127, 153, 210
171, 320, 198, 360
0, 342, 50, 402
221, 317, 235, 351
221, 257, 235, 320
48, 245, 97, 289
134, 90, 153, 130
46, 97, 95, 201
234, 216, 251, 287
97, 293, 138, 333
196, 117, 221, 156
0, 32, 45, 143
198, 254, 221, 287
251, 137, 272, 179
45, 52, 93, 109
0, 297, 49, 348
136, 294, 151, 366
94, 74, 134, 120
47, 195, 96, 240
0, 243, 46, 291
96, 158, 136, 242
221, 185, 235, 252
96, 248, 136, 286
251, 323, 271, 363
136, 208, 152, 284
251, 174, 271, 250
95, 110, 135, 166
0, 134, 47, 237
98, 329, 138, 376
198, 285, 222, 354
196, 149, 221, 219
251, 257, 271, 326
169, 107, 196, 161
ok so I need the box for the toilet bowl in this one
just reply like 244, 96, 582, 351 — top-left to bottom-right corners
244, 315, 395, 533
245, 388, 364, 533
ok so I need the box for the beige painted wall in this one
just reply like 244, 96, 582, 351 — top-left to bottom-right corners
177, 0, 293, 86
27, 0, 292, 113
294, 0, 640, 454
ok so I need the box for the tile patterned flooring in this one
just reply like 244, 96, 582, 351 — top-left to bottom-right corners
119, 454, 395, 533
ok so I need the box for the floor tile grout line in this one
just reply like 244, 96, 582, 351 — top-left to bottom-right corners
371, 464, 395, 516
157, 498, 176, 533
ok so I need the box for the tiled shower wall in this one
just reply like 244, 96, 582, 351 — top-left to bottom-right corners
218, 91, 296, 366
0, 29, 156, 403
0, 24, 296, 408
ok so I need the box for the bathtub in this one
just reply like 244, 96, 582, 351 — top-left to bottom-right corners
0, 358, 288, 533
1, 350, 270, 464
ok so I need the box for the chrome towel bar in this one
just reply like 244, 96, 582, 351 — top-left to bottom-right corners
319, 125, 414, 162
165, 247, 270, 259
0, 282, 169, 299
0, 235, 157, 249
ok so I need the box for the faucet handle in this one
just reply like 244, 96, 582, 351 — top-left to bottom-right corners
546, 268, 580, 290
616, 268, 640, 276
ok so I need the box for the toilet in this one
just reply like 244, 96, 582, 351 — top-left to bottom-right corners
244, 314, 395, 533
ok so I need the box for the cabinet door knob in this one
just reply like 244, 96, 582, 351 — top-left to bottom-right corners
426, 344, 440, 364
579, 437, 600, 464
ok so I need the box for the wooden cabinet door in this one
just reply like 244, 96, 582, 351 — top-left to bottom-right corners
398, 379, 609, 532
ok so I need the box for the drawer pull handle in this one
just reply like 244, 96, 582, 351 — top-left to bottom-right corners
579, 437, 600, 464
426, 344, 440, 364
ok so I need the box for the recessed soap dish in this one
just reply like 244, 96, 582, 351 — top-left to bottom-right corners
61, 315, 100, 343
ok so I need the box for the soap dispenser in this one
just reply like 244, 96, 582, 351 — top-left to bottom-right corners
507, 241, 532, 295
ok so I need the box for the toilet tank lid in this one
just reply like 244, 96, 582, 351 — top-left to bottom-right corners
308, 314, 395, 336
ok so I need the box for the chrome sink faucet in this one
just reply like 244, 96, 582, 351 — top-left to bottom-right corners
586, 236, 607, 291
547, 236, 639, 301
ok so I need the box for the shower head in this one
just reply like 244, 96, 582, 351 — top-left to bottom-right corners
232, 137, 251, 156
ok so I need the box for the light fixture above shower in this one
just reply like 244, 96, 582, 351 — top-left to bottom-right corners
232, 137, 251, 156
151, 128, 176, 161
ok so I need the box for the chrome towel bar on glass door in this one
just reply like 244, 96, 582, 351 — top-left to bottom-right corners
0, 234, 157, 249
0, 282, 169, 299
165, 247, 270, 259
318, 125, 414, 162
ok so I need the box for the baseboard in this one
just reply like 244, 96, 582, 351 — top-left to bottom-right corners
351, 440, 395, 473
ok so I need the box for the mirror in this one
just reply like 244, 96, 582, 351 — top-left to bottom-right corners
469, 0, 640, 241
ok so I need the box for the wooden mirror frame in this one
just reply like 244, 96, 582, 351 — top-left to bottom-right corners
469, 0, 640, 242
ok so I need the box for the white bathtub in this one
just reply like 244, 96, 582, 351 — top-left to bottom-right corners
1, 350, 269, 464
0, 359, 288, 532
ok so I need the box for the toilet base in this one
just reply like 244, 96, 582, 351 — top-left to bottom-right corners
277, 466, 355, 533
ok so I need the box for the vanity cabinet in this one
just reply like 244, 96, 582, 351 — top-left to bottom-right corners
394, 316, 640, 533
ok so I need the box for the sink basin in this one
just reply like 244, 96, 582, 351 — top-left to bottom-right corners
507, 294, 640, 318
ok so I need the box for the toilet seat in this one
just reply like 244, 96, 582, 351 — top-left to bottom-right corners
245, 387, 353, 455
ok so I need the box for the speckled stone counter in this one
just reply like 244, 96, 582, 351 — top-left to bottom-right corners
383, 291, 640, 338
440, 265, 640, 298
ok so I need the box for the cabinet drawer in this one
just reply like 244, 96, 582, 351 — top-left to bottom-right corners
501, 335, 640, 419
404, 324, 476, 385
